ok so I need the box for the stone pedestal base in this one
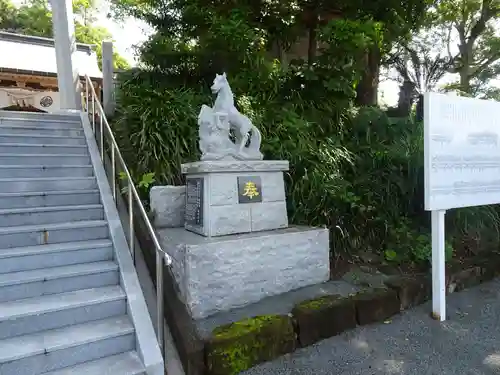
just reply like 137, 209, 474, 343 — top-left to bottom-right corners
157, 226, 330, 319
182, 160, 288, 237
181, 160, 289, 237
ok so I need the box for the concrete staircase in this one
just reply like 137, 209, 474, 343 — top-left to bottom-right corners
0, 111, 163, 375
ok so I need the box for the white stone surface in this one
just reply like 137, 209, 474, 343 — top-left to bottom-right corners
50, 0, 81, 110
198, 73, 263, 161
209, 204, 251, 236
150, 186, 185, 228
157, 226, 330, 319
181, 160, 289, 174
250, 201, 288, 231
182, 164, 289, 236
102, 41, 115, 117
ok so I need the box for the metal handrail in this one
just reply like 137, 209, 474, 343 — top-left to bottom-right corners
83, 75, 172, 360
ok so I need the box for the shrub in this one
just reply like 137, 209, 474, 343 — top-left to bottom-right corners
114, 69, 209, 186
113, 13, 500, 265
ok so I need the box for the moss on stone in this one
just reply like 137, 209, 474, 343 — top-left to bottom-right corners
212, 315, 278, 341
206, 315, 296, 375
292, 294, 356, 347
295, 295, 342, 311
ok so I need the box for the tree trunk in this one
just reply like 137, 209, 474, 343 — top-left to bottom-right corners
397, 80, 417, 117
459, 70, 471, 93
307, 26, 317, 65
355, 45, 381, 106
416, 94, 424, 122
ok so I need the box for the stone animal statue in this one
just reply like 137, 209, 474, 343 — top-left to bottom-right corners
198, 104, 237, 160
210, 73, 263, 160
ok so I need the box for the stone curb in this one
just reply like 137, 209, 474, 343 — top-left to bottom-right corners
205, 315, 296, 375
291, 294, 356, 347
203, 253, 500, 375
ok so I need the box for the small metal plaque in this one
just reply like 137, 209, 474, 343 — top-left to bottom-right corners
238, 176, 262, 204
185, 178, 204, 227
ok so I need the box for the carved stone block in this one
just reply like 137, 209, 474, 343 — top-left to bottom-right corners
157, 226, 330, 319
150, 186, 185, 228
182, 160, 289, 237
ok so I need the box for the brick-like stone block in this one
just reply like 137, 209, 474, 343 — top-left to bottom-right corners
384, 276, 431, 310
209, 204, 251, 235
474, 253, 500, 282
205, 315, 296, 375
447, 265, 482, 294
250, 201, 288, 231
292, 295, 356, 347
150, 185, 185, 228
354, 288, 400, 325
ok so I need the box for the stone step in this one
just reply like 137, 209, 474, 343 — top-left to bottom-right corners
0, 220, 108, 249
0, 316, 135, 375
0, 189, 101, 209
0, 239, 113, 274
0, 125, 83, 137
0, 116, 82, 129
0, 285, 126, 340
0, 143, 89, 155
0, 176, 97, 193
0, 204, 104, 227
0, 153, 90, 165
0, 110, 81, 123
0, 165, 94, 178
0, 261, 119, 302
0, 133, 86, 145
42, 351, 146, 375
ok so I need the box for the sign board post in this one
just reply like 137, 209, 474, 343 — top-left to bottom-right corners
424, 92, 500, 321
431, 209, 446, 321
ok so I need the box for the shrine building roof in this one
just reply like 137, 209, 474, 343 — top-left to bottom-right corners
0, 31, 102, 79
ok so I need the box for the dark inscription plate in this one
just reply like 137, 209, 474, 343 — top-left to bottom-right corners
185, 178, 204, 227
238, 176, 263, 204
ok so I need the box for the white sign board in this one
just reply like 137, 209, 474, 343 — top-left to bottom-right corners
424, 92, 500, 211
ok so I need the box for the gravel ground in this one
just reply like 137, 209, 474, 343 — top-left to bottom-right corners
242, 278, 500, 375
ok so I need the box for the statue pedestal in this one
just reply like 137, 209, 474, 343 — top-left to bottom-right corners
157, 226, 330, 319
181, 160, 289, 237
152, 159, 330, 319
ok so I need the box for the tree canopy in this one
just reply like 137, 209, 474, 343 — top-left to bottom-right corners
107, 0, 433, 105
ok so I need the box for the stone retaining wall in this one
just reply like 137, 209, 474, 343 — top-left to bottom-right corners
201, 253, 500, 375
134, 201, 500, 375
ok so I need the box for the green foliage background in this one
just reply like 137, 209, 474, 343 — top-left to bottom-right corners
113, 2, 500, 266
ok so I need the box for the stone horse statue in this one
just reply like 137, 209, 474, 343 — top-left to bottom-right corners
197, 73, 263, 161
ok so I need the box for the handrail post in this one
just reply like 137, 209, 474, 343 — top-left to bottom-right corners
156, 249, 164, 356
100, 115, 104, 157
85, 78, 88, 112
111, 145, 116, 200
91, 95, 95, 133
128, 182, 135, 264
